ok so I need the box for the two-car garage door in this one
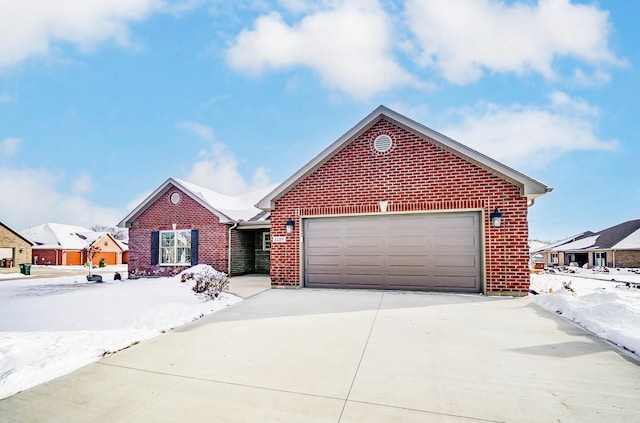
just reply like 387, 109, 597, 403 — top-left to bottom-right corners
304, 212, 481, 293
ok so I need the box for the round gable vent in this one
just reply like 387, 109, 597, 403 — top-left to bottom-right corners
373, 134, 393, 153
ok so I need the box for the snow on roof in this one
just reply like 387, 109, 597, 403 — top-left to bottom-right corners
175, 179, 275, 222
554, 235, 600, 252
612, 227, 640, 250
118, 178, 277, 228
540, 220, 640, 252
529, 240, 549, 252
20, 223, 94, 250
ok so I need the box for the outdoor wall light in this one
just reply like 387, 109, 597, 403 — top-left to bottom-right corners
490, 208, 503, 228
285, 218, 295, 234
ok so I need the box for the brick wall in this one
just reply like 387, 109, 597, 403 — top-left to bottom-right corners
270, 118, 531, 295
614, 250, 640, 268
127, 186, 229, 278
33, 249, 61, 265
230, 230, 255, 275
0, 226, 32, 266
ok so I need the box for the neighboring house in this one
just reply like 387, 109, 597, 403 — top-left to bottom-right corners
0, 220, 34, 268
118, 179, 272, 278
117, 240, 129, 264
534, 219, 640, 268
19, 223, 125, 266
120, 106, 551, 295
257, 106, 551, 296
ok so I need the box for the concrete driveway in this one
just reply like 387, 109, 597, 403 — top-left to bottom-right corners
1, 288, 639, 422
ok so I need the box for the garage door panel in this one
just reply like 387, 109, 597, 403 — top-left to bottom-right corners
344, 256, 384, 267
304, 212, 481, 292
434, 215, 477, 228
307, 254, 342, 265
434, 254, 478, 268
306, 273, 343, 286
341, 274, 385, 286
434, 235, 477, 248
345, 235, 382, 247
432, 276, 479, 290
306, 237, 341, 249
387, 255, 428, 266
386, 236, 426, 248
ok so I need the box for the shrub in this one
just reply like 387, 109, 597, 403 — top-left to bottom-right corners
562, 281, 576, 295
188, 267, 230, 300
99, 258, 107, 268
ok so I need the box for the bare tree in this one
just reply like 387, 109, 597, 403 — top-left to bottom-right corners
91, 224, 128, 240
85, 243, 101, 276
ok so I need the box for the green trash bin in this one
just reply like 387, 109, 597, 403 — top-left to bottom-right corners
20, 264, 31, 275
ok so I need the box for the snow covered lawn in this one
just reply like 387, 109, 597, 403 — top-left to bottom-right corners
530, 267, 640, 356
0, 265, 241, 399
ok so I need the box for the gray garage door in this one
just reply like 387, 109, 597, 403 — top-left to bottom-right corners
304, 212, 481, 292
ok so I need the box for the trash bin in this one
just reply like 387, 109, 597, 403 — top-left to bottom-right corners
20, 264, 31, 275
4, 259, 12, 268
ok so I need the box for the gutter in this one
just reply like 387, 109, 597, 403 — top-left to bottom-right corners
227, 222, 238, 276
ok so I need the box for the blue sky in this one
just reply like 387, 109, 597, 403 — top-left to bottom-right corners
0, 0, 638, 242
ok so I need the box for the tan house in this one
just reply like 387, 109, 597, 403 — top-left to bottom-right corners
0, 220, 34, 268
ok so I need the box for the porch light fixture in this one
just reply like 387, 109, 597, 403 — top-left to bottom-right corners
285, 218, 295, 234
490, 208, 503, 228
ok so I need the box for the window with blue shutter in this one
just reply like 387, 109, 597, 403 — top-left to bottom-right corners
191, 229, 199, 265
151, 231, 159, 265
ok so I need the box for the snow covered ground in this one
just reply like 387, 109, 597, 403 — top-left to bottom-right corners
530, 267, 640, 356
1, 264, 639, 401
0, 265, 241, 399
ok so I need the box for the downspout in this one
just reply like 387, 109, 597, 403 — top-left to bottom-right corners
227, 222, 238, 276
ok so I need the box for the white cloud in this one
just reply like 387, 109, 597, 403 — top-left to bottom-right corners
177, 121, 215, 141
186, 143, 271, 195
226, 0, 416, 100
0, 138, 21, 157
442, 92, 619, 168
0, 0, 161, 69
71, 173, 94, 195
405, 0, 622, 84
0, 167, 123, 229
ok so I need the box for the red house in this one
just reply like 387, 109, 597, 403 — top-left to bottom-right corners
121, 106, 551, 295
257, 106, 551, 296
118, 179, 271, 279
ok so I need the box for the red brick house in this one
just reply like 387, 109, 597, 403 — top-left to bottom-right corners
120, 106, 550, 295
118, 179, 271, 279
256, 106, 551, 296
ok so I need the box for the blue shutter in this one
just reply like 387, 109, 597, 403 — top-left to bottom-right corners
191, 229, 199, 265
151, 231, 159, 265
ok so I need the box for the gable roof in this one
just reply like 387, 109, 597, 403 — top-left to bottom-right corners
540, 219, 640, 252
1, 220, 35, 245
118, 178, 274, 228
257, 105, 551, 210
19, 223, 104, 250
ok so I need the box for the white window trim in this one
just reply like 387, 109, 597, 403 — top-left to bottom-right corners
159, 230, 192, 266
262, 232, 271, 251
550, 252, 558, 264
